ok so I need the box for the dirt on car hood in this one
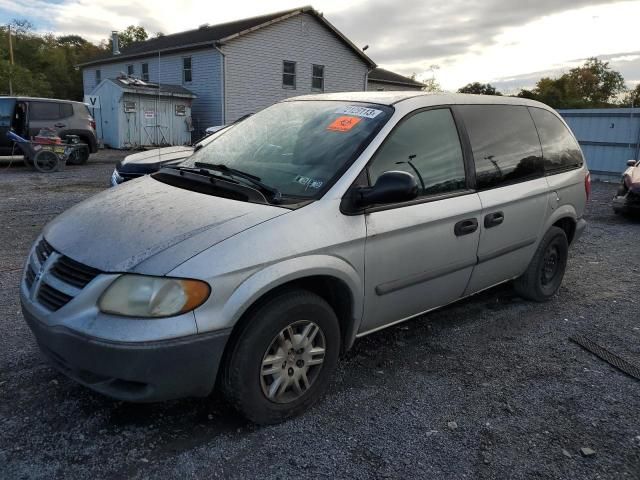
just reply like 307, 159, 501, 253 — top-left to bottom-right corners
43, 176, 289, 275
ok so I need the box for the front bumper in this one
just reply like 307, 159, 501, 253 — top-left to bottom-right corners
22, 301, 230, 402
613, 193, 640, 214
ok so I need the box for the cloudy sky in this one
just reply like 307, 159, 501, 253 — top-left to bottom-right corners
2, 0, 640, 91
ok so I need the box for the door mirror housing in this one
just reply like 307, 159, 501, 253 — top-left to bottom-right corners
357, 170, 419, 207
627, 159, 637, 167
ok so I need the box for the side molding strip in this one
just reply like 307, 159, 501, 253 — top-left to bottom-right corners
477, 237, 537, 264
375, 259, 477, 296
374, 237, 537, 297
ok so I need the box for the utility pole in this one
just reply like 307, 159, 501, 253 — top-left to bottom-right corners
8, 24, 14, 95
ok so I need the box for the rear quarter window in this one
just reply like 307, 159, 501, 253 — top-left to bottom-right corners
60, 103, 73, 118
29, 102, 62, 121
528, 107, 583, 174
458, 104, 543, 190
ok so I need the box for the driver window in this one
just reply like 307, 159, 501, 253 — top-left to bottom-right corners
368, 108, 466, 196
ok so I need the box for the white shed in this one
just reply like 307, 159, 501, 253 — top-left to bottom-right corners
89, 77, 196, 149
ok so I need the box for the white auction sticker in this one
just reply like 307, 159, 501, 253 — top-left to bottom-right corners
334, 105, 383, 119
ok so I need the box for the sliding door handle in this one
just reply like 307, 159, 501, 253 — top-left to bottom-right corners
484, 211, 504, 228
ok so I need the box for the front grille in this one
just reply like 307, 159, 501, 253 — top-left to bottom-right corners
37, 283, 73, 311
51, 255, 100, 289
35, 237, 54, 264
25, 237, 102, 312
25, 265, 36, 289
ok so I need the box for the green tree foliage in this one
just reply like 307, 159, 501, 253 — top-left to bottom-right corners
103, 25, 149, 51
517, 58, 626, 108
620, 84, 640, 107
0, 19, 103, 99
458, 82, 502, 95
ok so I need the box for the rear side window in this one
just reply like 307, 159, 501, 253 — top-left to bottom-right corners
60, 103, 73, 118
529, 107, 583, 173
459, 105, 543, 190
368, 108, 467, 196
30, 102, 62, 121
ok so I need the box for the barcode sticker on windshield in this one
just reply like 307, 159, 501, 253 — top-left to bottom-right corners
335, 106, 383, 119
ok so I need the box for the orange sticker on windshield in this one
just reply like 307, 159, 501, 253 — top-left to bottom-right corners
327, 116, 361, 132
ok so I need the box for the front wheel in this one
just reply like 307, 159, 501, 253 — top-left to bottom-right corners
221, 289, 340, 424
514, 226, 568, 302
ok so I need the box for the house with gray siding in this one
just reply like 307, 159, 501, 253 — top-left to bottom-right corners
367, 68, 424, 91
80, 6, 376, 141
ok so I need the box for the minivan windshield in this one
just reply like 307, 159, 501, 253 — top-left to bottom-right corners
180, 101, 393, 199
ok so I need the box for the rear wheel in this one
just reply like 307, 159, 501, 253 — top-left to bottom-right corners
514, 226, 568, 302
221, 289, 340, 424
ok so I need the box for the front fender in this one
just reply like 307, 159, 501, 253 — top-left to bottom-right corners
221, 254, 363, 328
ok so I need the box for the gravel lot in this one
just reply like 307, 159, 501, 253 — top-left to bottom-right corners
1, 151, 639, 479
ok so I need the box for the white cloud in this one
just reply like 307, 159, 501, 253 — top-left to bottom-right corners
1, 0, 639, 90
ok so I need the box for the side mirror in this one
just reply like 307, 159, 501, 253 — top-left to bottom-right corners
627, 159, 637, 167
357, 171, 419, 207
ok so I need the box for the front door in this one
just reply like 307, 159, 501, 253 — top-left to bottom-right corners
360, 108, 482, 334
455, 104, 550, 295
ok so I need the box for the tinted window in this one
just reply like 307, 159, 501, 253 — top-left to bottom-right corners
0, 99, 15, 127
183, 57, 192, 83
529, 107, 583, 173
60, 103, 73, 118
459, 105, 543, 189
369, 108, 466, 196
30, 102, 61, 121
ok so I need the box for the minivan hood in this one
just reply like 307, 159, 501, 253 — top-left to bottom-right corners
43, 176, 289, 275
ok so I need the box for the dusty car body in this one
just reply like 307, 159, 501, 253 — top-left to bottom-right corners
613, 159, 640, 214
21, 92, 588, 424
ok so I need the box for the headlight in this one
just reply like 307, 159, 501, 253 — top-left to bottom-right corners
99, 275, 210, 318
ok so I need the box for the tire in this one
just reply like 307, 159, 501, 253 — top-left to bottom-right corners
514, 226, 568, 302
33, 150, 61, 173
221, 289, 341, 425
67, 145, 90, 165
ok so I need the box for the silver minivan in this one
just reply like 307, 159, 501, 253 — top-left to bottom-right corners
20, 92, 589, 424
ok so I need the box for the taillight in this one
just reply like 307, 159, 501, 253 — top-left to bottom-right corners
584, 171, 591, 201
89, 119, 96, 130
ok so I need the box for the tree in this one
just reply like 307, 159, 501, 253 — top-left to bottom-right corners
517, 58, 625, 108
620, 84, 640, 107
422, 77, 442, 93
105, 25, 149, 51
458, 82, 501, 95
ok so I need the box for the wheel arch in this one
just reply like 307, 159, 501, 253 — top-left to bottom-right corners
543, 206, 578, 245
220, 256, 363, 361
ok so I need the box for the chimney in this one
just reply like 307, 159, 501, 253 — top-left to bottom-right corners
112, 31, 120, 55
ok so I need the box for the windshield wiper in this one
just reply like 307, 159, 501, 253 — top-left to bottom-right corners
194, 162, 282, 203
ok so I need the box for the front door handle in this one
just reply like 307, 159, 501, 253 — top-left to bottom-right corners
54, 123, 66, 128
484, 211, 504, 228
454, 218, 478, 236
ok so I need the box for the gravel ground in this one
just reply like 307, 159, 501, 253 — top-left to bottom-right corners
0, 152, 639, 479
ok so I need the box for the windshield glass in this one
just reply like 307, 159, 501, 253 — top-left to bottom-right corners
181, 101, 393, 199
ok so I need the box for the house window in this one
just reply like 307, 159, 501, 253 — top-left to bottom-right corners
127, 64, 134, 76
282, 60, 296, 89
183, 57, 192, 83
95, 69, 101, 85
141, 63, 149, 82
312, 64, 324, 91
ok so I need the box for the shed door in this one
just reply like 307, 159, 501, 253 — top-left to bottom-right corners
140, 98, 171, 146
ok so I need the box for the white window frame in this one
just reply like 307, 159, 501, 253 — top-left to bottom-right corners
141, 63, 149, 82
95, 69, 101, 85
126, 64, 134, 76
